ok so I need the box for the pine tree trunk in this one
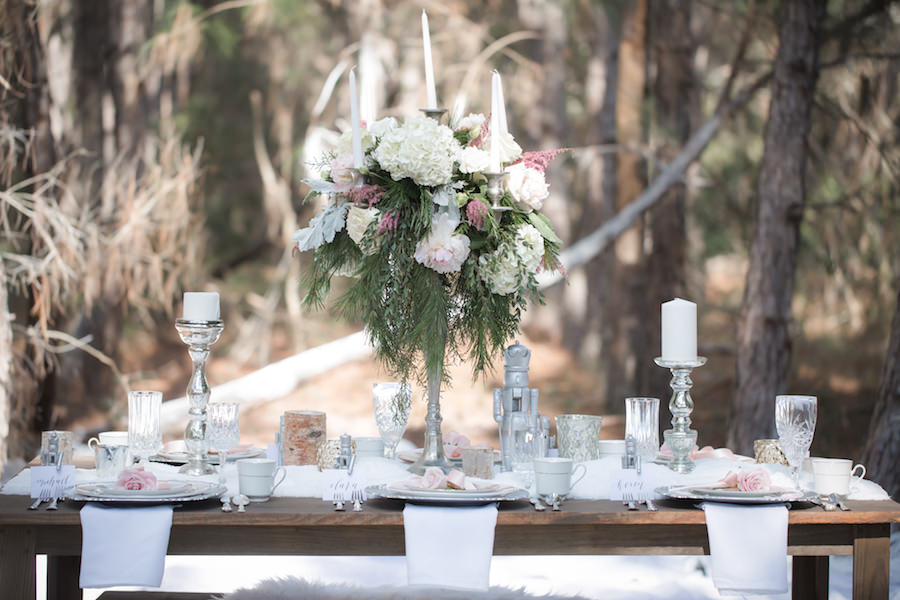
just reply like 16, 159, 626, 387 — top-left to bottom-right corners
860, 277, 900, 498
728, 0, 825, 455
640, 0, 694, 398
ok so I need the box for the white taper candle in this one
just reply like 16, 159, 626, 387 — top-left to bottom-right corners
349, 68, 363, 169
490, 71, 501, 172
422, 10, 437, 109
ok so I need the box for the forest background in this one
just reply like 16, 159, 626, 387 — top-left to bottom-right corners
1, 0, 898, 496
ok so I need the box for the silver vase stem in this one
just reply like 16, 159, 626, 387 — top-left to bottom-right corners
175, 319, 224, 475
419, 108, 447, 122
409, 316, 450, 474
484, 171, 511, 212
654, 356, 707, 474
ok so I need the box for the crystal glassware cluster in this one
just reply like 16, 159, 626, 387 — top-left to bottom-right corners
372, 382, 411, 460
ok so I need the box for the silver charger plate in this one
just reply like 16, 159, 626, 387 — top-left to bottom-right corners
71, 481, 226, 504
656, 485, 804, 504
367, 484, 528, 506
151, 447, 264, 465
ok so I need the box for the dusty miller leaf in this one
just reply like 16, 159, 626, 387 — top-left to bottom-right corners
292, 203, 349, 251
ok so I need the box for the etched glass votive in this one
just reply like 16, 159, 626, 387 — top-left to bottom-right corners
625, 397, 660, 462
461, 447, 494, 479
555, 414, 603, 462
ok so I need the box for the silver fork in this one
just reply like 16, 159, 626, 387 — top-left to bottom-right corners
28, 495, 48, 510
644, 498, 658, 512
333, 488, 345, 512
45, 495, 59, 511
829, 494, 851, 511
352, 488, 364, 512
624, 492, 638, 511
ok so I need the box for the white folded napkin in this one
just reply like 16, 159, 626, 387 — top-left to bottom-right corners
79, 504, 173, 589
403, 503, 498, 590
701, 502, 788, 596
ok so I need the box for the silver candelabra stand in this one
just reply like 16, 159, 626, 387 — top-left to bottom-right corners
175, 318, 224, 475
654, 356, 707, 474
420, 108, 447, 122
484, 171, 512, 212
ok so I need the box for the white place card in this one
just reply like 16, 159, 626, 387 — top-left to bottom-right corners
608, 467, 654, 502
30, 465, 76, 499
321, 469, 367, 502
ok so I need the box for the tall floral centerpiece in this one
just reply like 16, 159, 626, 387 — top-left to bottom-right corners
294, 20, 563, 471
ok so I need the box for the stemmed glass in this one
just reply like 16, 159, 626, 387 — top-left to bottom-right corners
207, 402, 241, 480
775, 395, 817, 485
128, 391, 163, 465
372, 382, 411, 459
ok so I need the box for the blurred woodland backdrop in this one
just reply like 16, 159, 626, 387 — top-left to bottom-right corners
1, 0, 898, 495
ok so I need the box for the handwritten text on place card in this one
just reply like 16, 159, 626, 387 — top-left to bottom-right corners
30, 465, 75, 499
321, 469, 367, 501
608, 468, 653, 501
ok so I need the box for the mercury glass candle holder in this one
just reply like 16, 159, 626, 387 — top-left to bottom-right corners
654, 356, 707, 474
175, 318, 224, 475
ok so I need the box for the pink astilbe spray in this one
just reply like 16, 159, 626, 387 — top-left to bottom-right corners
377, 212, 399, 235
348, 184, 385, 208
509, 148, 569, 172
465, 199, 490, 231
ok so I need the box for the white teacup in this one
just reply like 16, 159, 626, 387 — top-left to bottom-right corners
354, 437, 385, 457
810, 458, 865, 496
597, 440, 626, 458
88, 431, 129, 449
533, 457, 587, 497
237, 458, 286, 502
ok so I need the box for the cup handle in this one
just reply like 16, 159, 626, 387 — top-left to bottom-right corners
88, 437, 99, 451
270, 467, 287, 494
851, 464, 866, 481
568, 463, 587, 492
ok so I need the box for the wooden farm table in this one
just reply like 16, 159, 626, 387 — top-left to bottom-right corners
0, 493, 897, 600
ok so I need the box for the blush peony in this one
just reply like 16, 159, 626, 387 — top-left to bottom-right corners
330, 153, 362, 193
457, 146, 491, 174
414, 213, 471, 274
346, 206, 380, 254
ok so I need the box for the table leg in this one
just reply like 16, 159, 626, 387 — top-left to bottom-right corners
0, 525, 37, 599
792, 555, 828, 600
852, 524, 890, 599
47, 555, 81, 600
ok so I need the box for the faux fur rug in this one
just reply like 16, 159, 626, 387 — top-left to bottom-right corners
218, 577, 593, 600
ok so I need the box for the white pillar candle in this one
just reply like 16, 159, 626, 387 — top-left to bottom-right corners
661, 298, 697, 361
489, 71, 501, 172
183, 292, 220, 321
422, 10, 437, 109
349, 68, 364, 169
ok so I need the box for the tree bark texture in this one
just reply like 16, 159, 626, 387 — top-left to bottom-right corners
860, 277, 900, 498
640, 0, 694, 399
729, 0, 825, 455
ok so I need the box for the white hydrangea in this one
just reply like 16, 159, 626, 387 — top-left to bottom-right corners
346, 206, 380, 255
372, 117, 461, 186
367, 117, 398, 139
337, 128, 375, 155
478, 224, 545, 295
504, 163, 549, 211
414, 212, 471, 274
457, 146, 491, 174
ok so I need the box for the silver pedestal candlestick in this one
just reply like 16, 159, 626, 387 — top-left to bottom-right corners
484, 171, 512, 212
409, 323, 451, 475
175, 319, 224, 475
654, 356, 707, 474
420, 108, 447, 122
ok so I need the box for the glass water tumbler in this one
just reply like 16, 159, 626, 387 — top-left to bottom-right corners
128, 390, 163, 463
625, 397, 660, 462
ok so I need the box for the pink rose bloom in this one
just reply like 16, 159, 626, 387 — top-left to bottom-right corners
421, 467, 448, 489
446, 469, 467, 490
443, 431, 471, 459
413, 213, 470, 274
737, 468, 771, 492
330, 153, 362, 193
117, 466, 157, 491
717, 470, 740, 489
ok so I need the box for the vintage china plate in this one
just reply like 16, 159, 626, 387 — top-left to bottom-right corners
657, 485, 804, 504
73, 481, 225, 503
368, 483, 527, 505
386, 480, 517, 498
151, 447, 264, 465
78, 480, 193, 498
